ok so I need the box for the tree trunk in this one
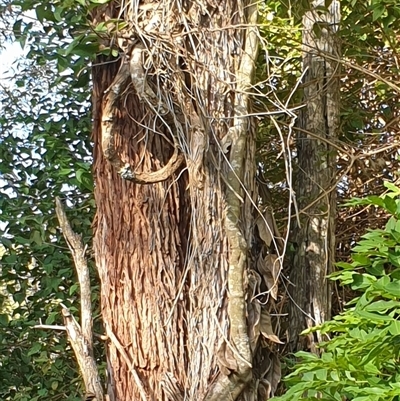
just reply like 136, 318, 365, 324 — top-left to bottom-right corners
289, 0, 341, 353
91, 1, 280, 400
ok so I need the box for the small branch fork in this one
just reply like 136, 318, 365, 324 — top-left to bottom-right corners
34, 198, 105, 401
101, 52, 184, 184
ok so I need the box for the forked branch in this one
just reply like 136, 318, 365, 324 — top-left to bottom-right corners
55, 198, 104, 401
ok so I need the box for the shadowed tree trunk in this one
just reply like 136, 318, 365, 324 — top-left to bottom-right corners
90, 1, 281, 400
289, 0, 341, 353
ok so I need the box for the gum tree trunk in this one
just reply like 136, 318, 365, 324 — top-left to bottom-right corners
289, 0, 341, 353
91, 1, 280, 400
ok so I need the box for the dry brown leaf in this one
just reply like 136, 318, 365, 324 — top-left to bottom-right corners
258, 379, 271, 400
247, 269, 262, 298
255, 210, 274, 248
264, 276, 278, 300
264, 254, 280, 279
256, 253, 266, 275
264, 353, 281, 397
256, 254, 279, 300
260, 310, 283, 344
256, 207, 284, 251
247, 301, 261, 351
216, 341, 238, 375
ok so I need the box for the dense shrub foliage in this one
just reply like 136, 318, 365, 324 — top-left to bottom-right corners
273, 183, 400, 401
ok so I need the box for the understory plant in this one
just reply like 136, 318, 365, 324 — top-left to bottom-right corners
273, 182, 400, 401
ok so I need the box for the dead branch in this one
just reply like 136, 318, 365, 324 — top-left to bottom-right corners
55, 198, 104, 401
61, 305, 104, 400
34, 323, 107, 340
34, 323, 67, 331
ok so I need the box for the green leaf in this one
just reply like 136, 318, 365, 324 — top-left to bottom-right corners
30, 230, 43, 246
64, 34, 84, 56
4, 254, 17, 264
383, 182, 400, 196
1, 237, 13, 248
356, 310, 392, 321
383, 196, 397, 214
27, 342, 42, 356
352, 254, 371, 266
315, 368, 327, 380
384, 281, 400, 297
0, 314, 9, 326
35, 4, 55, 23
335, 261, 354, 270
352, 273, 375, 290
69, 283, 79, 295
45, 312, 59, 325
54, 6, 64, 22
388, 320, 400, 335
95, 22, 108, 32
386, 216, 397, 232
13, 19, 22, 39
365, 300, 400, 312
76, 170, 93, 191
372, 4, 386, 21
366, 263, 385, 276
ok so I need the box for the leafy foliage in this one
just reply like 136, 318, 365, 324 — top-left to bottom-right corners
273, 183, 400, 401
0, 0, 103, 399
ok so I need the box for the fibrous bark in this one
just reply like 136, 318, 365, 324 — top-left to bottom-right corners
91, 1, 279, 400
289, 0, 341, 353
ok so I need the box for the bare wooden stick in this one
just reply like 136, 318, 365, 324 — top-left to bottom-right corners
34, 324, 67, 331
55, 197, 93, 344
55, 197, 104, 401
34, 323, 107, 340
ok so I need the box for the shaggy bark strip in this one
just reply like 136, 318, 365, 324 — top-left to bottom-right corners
91, 1, 267, 400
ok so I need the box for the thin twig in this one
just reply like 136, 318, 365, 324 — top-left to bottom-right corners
104, 323, 148, 401
34, 323, 107, 340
